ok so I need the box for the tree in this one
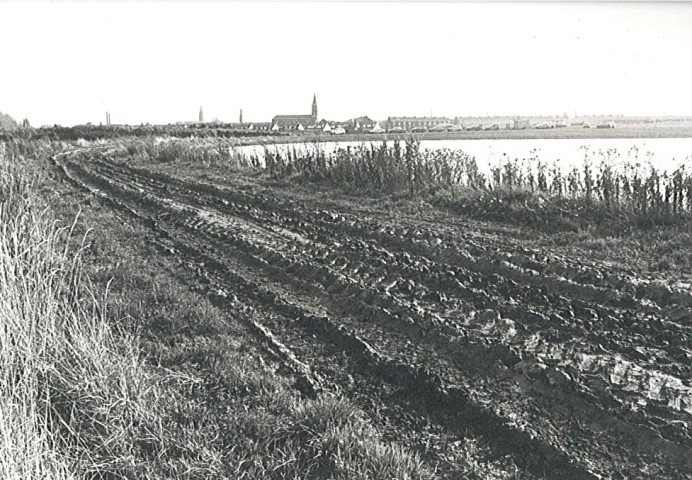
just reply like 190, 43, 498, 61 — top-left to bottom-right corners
0, 112, 18, 130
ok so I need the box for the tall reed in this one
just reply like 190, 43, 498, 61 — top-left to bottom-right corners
259, 141, 692, 221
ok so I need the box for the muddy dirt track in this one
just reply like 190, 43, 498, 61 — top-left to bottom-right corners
54, 147, 692, 479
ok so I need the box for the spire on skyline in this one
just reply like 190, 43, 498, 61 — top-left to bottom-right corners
311, 93, 317, 121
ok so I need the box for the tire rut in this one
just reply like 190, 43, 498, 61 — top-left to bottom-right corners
58, 150, 692, 479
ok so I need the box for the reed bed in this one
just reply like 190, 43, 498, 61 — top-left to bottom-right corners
115, 136, 692, 227
485, 146, 692, 217
261, 141, 692, 224
122, 137, 263, 169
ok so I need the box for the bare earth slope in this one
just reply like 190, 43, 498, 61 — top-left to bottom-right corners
54, 146, 692, 479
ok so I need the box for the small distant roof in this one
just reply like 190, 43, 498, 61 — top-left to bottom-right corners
349, 115, 375, 124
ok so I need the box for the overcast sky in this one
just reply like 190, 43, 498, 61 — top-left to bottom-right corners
1, 2, 691, 126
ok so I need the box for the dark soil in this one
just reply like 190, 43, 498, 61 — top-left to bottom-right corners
52, 146, 692, 479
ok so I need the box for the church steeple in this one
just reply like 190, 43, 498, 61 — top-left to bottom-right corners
311, 94, 317, 121
199, 106, 204, 123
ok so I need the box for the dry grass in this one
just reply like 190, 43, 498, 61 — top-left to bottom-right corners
122, 137, 263, 169
0, 143, 160, 479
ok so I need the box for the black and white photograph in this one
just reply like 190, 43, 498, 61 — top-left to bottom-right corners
1, 1, 691, 479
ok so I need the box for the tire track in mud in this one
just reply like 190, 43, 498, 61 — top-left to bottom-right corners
52, 152, 323, 393
59, 159, 594, 480
60, 151, 692, 479
85, 161, 692, 406
94, 156, 692, 340
86, 159, 692, 315
73, 154, 692, 476
88, 158, 692, 420
54, 153, 554, 479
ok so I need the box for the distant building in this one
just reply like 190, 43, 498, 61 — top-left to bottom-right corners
345, 116, 376, 132
199, 107, 204, 123
239, 109, 243, 124
387, 116, 452, 131
272, 94, 318, 130
248, 122, 271, 131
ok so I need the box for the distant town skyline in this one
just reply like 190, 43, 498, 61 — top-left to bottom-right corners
1, 2, 691, 127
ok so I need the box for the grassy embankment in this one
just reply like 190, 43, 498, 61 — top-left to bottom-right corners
0, 138, 155, 478
0, 136, 434, 479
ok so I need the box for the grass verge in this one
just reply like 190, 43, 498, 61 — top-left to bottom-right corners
0, 146, 156, 479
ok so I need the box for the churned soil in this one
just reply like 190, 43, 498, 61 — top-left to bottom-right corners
52, 146, 692, 479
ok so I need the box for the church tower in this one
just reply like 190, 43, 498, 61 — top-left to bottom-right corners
239, 109, 243, 124
199, 107, 204, 123
311, 94, 317, 122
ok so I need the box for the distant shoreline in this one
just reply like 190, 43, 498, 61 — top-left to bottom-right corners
256, 125, 692, 146
6, 124, 692, 145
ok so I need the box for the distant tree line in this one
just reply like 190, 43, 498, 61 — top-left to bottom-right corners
0, 124, 290, 142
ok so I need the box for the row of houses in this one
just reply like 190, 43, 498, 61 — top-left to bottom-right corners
387, 116, 452, 130
270, 117, 379, 134
193, 118, 569, 135
262, 95, 580, 133
268, 95, 379, 133
269, 101, 523, 132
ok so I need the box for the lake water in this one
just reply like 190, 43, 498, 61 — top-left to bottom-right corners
235, 137, 692, 173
